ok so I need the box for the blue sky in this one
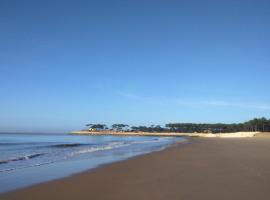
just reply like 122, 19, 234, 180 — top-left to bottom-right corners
0, 0, 270, 132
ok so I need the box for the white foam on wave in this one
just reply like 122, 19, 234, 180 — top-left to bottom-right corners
128, 138, 167, 145
69, 138, 171, 157
69, 142, 130, 156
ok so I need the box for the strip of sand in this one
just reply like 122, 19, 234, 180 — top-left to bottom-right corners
72, 131, 258, 138
1, 136, 270, 200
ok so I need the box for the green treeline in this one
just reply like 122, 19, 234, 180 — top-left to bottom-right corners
85, 117, 270, 133
165, 117, 270, 133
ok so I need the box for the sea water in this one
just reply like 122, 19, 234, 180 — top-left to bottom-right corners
0, 133, 184, 193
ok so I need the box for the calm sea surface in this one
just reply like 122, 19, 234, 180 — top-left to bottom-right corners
0, 133, 185, 193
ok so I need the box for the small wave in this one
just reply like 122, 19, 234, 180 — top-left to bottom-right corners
0, 153, 44, 165
69, 139, 167, 157
69, 142, 129, 156
129, 139, 162, 145
0, 142, 39, 146
50, 143, 88, 148
0, 160, 56, 173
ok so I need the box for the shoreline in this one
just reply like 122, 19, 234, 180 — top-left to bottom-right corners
0, 136, 186, 194
0, 139, 191, 195
2, 136, 270, 200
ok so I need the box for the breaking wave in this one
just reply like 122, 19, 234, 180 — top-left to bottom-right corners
69, 142, 129, 156
0, 153, 44, 165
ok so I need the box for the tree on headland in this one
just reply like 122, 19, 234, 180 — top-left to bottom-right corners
260, 117, 268, 132
244, 117, 270, 132
86, 124, 108, 130
130, 125, 165, 132
111, 124, 129, 131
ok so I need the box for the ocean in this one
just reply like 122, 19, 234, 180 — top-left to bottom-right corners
0, 133, 184, 193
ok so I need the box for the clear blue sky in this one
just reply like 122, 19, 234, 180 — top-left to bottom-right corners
0, 0, 269, 132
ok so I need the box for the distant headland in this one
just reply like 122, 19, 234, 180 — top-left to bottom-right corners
71, 117, 270, 138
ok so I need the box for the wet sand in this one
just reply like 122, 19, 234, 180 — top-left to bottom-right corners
1, 137, 270, 200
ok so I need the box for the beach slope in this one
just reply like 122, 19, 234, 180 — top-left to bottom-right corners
1, 137, 270, 200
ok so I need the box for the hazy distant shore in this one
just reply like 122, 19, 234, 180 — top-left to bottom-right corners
71, 130, 259, 138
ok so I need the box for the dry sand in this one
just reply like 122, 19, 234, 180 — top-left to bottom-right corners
72, 131, 258, 137
1, 136, 270, 200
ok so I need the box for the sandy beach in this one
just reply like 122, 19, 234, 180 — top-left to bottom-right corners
72, 130, 258, 138
1, 136, 270, 200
